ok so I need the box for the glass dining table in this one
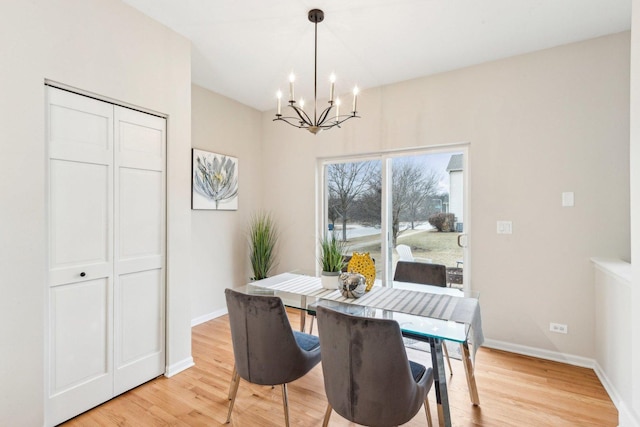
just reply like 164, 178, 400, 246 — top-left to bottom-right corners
240, 272, 483, 427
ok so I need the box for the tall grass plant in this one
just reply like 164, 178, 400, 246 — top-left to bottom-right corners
319, 232, 347, 273
249, 211, 278, 280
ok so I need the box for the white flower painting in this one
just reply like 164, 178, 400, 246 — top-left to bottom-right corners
192, 149, 238, 210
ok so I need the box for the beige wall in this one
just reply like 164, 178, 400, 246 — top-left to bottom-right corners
261, 32, 630, 359
0, 1, 192, 425
0, 1, 634, 424
190, 85, 263, 321
630, 0, 640, 423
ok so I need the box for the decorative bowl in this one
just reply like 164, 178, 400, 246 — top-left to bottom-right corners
338, 272, 366, 299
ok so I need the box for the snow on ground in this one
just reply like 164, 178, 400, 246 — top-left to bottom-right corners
332, 222, 433, 239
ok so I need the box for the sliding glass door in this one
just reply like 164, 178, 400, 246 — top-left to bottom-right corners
324, 159, 383, 277
322, 148, 467, 288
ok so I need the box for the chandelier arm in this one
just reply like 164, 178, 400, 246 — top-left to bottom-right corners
319, 117, 349, 130
316, 104, 335, 126
288, 104, 313, 126
334, 113, 360, 126
274, 114, 309, 123
274, 112, 360, 131
273, 116, 309, 129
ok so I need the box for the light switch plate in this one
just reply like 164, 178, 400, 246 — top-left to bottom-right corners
562, 192, 574, 207
497, 221, 512, 234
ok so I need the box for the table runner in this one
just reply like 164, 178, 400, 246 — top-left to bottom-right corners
251, 273, 484, 351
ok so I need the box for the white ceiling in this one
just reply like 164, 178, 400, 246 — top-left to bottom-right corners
122, 0, 631, 112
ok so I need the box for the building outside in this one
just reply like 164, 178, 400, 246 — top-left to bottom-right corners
446, 154, 464, 232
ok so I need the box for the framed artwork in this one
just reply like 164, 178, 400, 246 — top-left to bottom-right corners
192, 148, 239, 210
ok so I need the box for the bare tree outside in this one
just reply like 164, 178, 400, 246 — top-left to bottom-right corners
324, 152, 462, 277
401, 165, 441, 230
354, 159, 442, 246
326, 161, 379, 241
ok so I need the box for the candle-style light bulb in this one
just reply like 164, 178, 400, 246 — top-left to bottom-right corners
289, 72, 295, 102
329, 73, 336, 102
276, 90, 282, 115
352, 86, 359, 113
335, 98, 341, 120
299, 98, 305, 109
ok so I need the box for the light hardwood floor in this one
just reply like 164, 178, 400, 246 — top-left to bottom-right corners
63, 311, 617, 426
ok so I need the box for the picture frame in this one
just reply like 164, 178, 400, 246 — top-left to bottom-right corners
191, 148, 239, 210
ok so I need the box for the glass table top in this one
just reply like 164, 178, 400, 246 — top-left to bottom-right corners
313, 299, 469, 343
241, 277, 475, 343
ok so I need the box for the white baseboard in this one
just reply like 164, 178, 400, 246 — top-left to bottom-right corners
163, 309, 229, 380
165, 356, 195, 378
593, 361, 624, 418
482, 338, 595, 368
592, 361, 640, 427
191, 307, 228, 327
617, 400, 640, 427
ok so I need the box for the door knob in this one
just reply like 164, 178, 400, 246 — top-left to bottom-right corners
80, 272, 86, 277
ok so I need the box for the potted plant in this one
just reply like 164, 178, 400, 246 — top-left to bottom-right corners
319, 232, 347, 289
248, 211, 278, 281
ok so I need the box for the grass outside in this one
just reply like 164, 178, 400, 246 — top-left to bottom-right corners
344, 228, 463, 271
395, 229, 463, 267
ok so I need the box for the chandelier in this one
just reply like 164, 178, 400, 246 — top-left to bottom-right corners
273, 9, 360, 135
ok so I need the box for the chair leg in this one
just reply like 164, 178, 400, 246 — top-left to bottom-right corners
309, 315, 315, 334
322, 403, 332, 427
226, 369, 240, 423
443, 343, 453, 375
228, 365, 237, 400
281, 384, 290, 427
424, 397, 433, 427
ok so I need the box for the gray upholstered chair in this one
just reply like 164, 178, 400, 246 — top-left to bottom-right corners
224, 288, 322, 426
316, 305, 434, 427
393, 260, 453, 373
393, 260, 447, 287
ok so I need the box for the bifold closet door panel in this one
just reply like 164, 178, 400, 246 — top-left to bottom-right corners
47, 87, 115, 426
113, 106, 166, 395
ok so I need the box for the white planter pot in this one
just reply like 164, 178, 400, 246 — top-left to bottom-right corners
321, 271, 340, 289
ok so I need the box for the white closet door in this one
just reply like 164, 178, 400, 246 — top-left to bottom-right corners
47, 87, 115, 425
113, 106, 166, 395
46, 87, 166, 425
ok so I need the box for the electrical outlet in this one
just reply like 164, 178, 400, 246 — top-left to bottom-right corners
562, 192, 575, 207
497, 221, 512, 234
550, 323, 568, 334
